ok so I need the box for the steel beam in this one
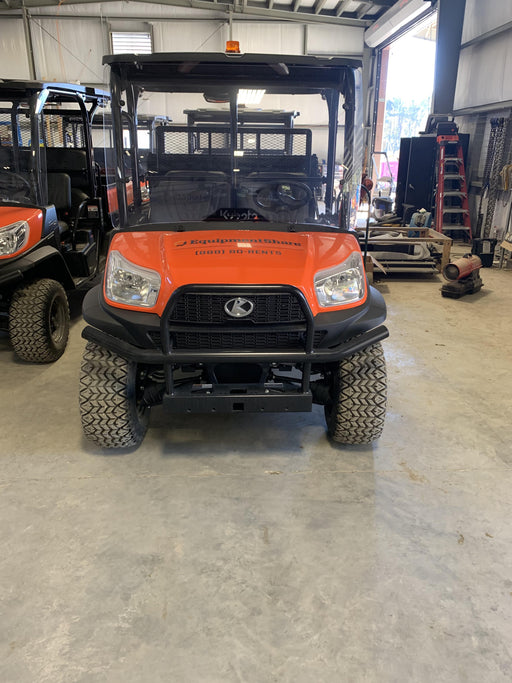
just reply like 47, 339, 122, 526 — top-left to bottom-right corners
461, 19, 512, 49
335, 0, 350, 17
432, 0, 466, 115
453, 98, 512, 117
243, 0, 370, 24
357, 2, 372, 19
1, 0, 371, 25
314, 0, 327, 14
22, 6, 37, 79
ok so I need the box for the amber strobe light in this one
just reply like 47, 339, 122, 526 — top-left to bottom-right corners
226, 41, 241, 53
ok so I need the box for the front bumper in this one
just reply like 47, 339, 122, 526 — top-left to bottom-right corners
82, 282, 388, 365
82, 321, 388, 365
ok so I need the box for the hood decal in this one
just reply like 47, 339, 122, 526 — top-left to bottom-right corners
173, 236, 302, 248
109, 228, 365, 316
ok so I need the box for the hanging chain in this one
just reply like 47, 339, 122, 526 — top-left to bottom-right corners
482, 119, 500, 187
476, 118, 500, 237
483, 117, 512, 238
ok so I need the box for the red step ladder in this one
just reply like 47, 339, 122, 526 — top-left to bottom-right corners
435, 132, 472, 240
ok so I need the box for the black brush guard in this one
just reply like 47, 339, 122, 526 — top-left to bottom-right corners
82, 283, 388, 413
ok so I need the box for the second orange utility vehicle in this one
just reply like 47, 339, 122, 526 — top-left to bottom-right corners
0, 81, 111, 362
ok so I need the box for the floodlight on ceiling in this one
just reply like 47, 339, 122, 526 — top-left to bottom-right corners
238, 89, 266, 105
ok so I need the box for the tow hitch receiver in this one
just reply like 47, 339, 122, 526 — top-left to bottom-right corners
163, 383, 313, 413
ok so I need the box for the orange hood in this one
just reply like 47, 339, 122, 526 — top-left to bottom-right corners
107, 228, 366, 316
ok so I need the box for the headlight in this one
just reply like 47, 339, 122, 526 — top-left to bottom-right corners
0, 220, 29, 256
105, 250, 161, 307
314, 252, 365, 307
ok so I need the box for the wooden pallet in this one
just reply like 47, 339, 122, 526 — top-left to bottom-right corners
359, 227, 452, 274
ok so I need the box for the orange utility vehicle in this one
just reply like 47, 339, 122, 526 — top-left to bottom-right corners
0, 81, 111, 362
79, 52, 388, 448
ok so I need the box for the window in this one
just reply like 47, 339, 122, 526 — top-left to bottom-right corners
110, 32, 152, 55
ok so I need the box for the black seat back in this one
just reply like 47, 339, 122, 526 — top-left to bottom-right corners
46, 148, 89, 191
47, 172, 72, 211
0, 146, 13, 170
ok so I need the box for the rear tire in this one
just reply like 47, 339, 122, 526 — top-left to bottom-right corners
79, 341, 149, 449
325, 342, 387, 444
9, 279, 70, 363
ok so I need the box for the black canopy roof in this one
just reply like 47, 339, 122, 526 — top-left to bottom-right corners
0, 80, 109, 104
103, 52, 361, 92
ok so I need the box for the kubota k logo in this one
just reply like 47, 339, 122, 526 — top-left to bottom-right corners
224, 297, 254, 318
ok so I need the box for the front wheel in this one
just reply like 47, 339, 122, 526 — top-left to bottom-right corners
79, 341, 149, 449
9, 278, 70, 363
324, 343, 387, 445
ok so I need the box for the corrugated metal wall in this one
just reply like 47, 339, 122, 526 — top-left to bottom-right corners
454, 0, 512, 112
454, 0, 512, 242
0, 20, 31, 78
0, 3, 364, 86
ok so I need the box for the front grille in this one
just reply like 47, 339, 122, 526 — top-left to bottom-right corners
170, 292, 305, 324
158, 289, 323, 352
149, 329, 326, 351
173, 330, 305, 350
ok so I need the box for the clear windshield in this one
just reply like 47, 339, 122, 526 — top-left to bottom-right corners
0, 100, 38, 203
111, 87, 355, 229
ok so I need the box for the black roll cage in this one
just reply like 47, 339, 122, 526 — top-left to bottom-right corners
0, 81, 109, 206
104, 52, 363, 229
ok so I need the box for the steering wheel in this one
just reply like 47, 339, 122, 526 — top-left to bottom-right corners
277, 182, 312, 208
255, 182, 312, 210
254, 185, 277, 209
0, 170, 32, 199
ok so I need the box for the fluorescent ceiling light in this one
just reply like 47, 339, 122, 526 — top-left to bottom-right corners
238, 89, 266, 105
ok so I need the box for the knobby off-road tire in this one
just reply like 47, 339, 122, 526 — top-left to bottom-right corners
79, 341, 149, 449
325, 342, 387, 445
9, 278, 70, 363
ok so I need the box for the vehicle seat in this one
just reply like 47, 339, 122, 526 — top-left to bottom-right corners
46, 148, 90, 214
0, 146, 13, 170
47, 172, 72, 233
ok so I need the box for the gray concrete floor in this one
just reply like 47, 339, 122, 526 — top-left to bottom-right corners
1, 263, 512, 683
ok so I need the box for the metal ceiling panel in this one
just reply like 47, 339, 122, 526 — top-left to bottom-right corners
0, 0, 400, 28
